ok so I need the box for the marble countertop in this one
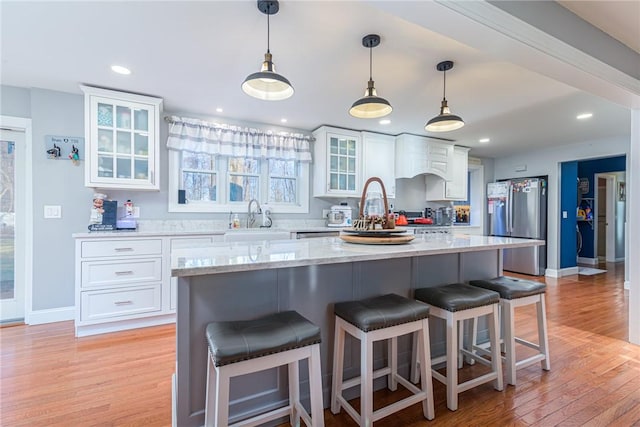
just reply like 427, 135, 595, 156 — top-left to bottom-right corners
72, 226, 339, 239
172, 234, 543, 277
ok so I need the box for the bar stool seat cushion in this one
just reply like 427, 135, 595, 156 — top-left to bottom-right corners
334, 293, 429, 332
415, 283, 499, 312
470, 277, 546, 300
206, 311, 321, 367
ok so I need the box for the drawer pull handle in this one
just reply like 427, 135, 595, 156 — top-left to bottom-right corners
114, 300, 133, 306
115, 270, 134, 276
114, 247, 134, 252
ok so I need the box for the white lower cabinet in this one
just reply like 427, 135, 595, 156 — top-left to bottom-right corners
80, 284, 162, 322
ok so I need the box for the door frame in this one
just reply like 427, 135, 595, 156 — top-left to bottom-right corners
0, 116, 33, 323
594, 173, 617, 263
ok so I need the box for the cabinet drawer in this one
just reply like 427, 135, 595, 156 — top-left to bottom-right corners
80, 284, 162, 321
81, 239, 162, 258
81, 258, 162, 288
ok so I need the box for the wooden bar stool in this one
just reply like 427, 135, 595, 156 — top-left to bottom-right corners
204, 311, 324, 427
331, 293, 434, 426
413, 283, 503, 411
469, 276, 550, 386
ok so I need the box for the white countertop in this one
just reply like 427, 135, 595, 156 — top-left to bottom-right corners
171, 234, 543, 277
72, 226, 339, 239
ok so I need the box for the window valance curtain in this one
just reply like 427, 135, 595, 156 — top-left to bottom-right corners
166, 116, 312, 162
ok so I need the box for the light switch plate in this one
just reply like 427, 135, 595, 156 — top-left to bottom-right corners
44, 205, 62, 219
562, 211, 568, 219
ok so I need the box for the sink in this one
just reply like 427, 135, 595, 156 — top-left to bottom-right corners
223, 229, 291, 242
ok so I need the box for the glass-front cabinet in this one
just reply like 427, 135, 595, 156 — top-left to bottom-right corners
82, 86, 162, 190
313, 126, 362, 197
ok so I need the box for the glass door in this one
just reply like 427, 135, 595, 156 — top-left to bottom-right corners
0, 128, 24, 322
328, 134, 357, 193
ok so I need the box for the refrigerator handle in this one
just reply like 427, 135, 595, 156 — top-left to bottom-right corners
507, 185, 513, 233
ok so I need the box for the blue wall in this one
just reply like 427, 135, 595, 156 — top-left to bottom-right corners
560, 161, 578, 269
577, 155, 626, 258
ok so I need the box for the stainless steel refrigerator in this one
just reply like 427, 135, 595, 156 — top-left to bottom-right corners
488, 178, 547, 275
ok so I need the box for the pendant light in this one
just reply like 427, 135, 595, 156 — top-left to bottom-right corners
242, 0, 294, 101
425, 60, 464, 132
349, 34, 392, 119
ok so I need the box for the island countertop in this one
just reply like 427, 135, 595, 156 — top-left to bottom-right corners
171, 234, 544, 277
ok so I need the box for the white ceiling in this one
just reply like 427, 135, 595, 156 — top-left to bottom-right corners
0, 1, 636, 158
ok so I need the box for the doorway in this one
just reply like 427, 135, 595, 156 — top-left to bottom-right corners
0, 128, 24, 322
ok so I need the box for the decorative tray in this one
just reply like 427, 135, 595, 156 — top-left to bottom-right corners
339, 234, 415, 245
341, 227, 408, 237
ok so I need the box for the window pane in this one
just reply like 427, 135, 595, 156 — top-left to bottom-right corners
116, 106, 132, 129
182, 152, 213, 170
269, 159, 295, 176
347, 140, 356, 156
98, 129, 113, 152
116, 131, 131, 154
97, 103, 113, 127
229, 158, 259, 173
134, 134, 148, 155
270, 178, 296, 203
330, 137, 338, 154
339, 174, 346, 190
348, 157, 356, 173
339, 157, 347, 173
134, 109, 148, 132
330, 173, 338, 190
339, 140, 347, 155
134, 159, 148, 180
330, 156, 338, 172
229, 175, 258, 201
183, 172, 216, 201
347, 174, 355, 191
98, 155, 113, 177
116, 157, 131, 179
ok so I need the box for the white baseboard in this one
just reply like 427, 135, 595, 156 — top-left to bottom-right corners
615, 257, 625, 263
546, 267, 579, 278
75, 314, 176, 337
577, 257, 599, 265
624, 281, 630, 290
27, 306, 75, 325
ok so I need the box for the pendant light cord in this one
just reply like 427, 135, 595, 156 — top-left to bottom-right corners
369, 45, 373, 80
442, 68, 447, 101
266, 7, 271, 53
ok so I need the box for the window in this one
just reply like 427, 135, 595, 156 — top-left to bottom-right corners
182, 152, 217, 202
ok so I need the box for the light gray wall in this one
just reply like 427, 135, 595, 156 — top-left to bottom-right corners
493, 136, 630, 272
1, 85, 31, 118
0, 85, 337, 311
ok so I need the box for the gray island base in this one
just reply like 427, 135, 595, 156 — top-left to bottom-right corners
172, 234, 543, 427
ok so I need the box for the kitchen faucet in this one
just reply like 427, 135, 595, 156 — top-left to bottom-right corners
247, 199, 262, 228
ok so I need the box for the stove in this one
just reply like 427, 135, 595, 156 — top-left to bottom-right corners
393, 210, 452, 234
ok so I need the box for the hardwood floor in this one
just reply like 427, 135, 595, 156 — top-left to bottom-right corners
1, 262, 638, 426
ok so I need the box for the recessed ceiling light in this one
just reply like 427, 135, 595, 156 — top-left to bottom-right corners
479, 138, 490, 143
379, 119, 391, 125
280, 118, 287, 123
216, 107, 223, 113
576, 113, 593, 120
110, 65, 131, 75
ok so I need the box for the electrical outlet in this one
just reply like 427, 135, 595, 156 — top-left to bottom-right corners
132, 206, 140, 218
44, 205, 62, 219
322, 209, 330, 219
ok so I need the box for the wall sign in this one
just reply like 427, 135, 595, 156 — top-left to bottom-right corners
578, 177, 589, 194
45, 135, 84, 160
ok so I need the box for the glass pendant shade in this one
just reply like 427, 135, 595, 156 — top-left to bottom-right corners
242, 52, 294, 101
349, 80, 393, 119
425, 99, 464, 132
425, 60, 464, 132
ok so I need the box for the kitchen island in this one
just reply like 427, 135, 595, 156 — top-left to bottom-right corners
171, 234, 543, 427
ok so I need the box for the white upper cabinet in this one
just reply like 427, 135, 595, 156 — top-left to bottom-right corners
425, 146, 469, 201
361, 132, 396, 198
394, 134, 453, 179
81, 85, 163, 190
313, 127, 362, 197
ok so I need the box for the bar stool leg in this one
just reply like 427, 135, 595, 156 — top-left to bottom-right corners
410, 332, 420, 383
389, 337, 398, 391
204, 350, 217, 427
331, 319, 345, 414
214, 367, 230, 427
418, 318, 435, 420
288, 360, 300, 425
503, 300, 517, 386
489, 304, 504, 391
445, 311, 459, 411
308, 345, 325, 427
361, 331, 374, 427
538, 296, 551, 371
